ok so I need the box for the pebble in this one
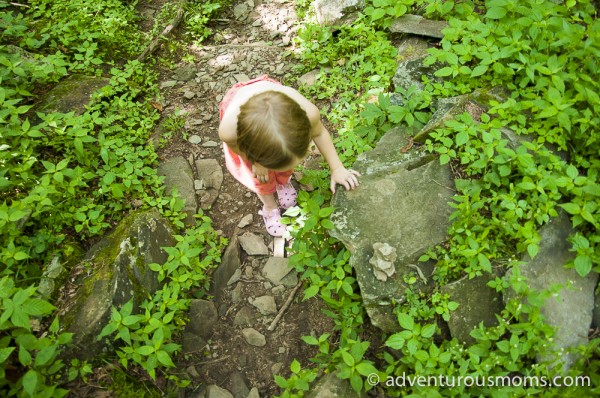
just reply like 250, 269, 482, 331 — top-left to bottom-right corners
160, 80, 177, 88
250, 295, 277, 315
203, 140, 219, 147
183, 91, 196, 99
247, 388, 260, 398
237, 214, 253, 228
227, 269, 242, 285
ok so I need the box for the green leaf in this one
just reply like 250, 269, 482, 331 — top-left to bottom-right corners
303, 285, 319, 300
22, 298, 55, 316
156, 350, 175, 367
397, 313, 414, 330
321, 219, 335, 230
558, 203, 580, 215
477, 253, 492, 272
455, 131, 469, 146
355, 361, 379, 377
527, 243, 539, 259
471, 65, 488, 77
22, 369, 39, 396
421, 324, 436, 338
136, 345, 155, 356
302, 335, 319, 345
341, 350, 355, 366
0, 347, 15, 364
290, 359, 301, 374
485, 7, 507, 19
34, 345, 57, 367
435, 67, 453, 77
318, 207, 335, 218
574, 255, 592, 277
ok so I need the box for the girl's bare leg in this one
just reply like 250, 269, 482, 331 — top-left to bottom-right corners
257, 193, 278, 211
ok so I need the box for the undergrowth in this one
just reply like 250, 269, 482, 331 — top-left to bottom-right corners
278, 0, 600, 396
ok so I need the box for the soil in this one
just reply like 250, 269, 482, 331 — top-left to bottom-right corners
68, 0, 354, 397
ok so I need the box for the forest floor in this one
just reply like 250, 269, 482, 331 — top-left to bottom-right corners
87, 0, 368, 396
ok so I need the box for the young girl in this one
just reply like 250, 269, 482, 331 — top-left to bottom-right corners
218, 75, 360, 237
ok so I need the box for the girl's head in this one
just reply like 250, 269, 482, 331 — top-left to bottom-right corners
237, 91, 311, 170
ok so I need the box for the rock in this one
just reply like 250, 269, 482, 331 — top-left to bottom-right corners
38, 242, 83, 299
242, 328, 267, 347
298, 70, 321, 87
206, 384, 234, 398
234, 73, 251, 82
388, 14, 449, 39
227, 371, 250, 398
61, 209, 175, 359
239, 232, 269, 256
234, 3, 251, 20
247, 388, 260, 398
36, 75, 110, 116
392, 55, 439, 99
234, 306, 257, 327
157, 156, 197, 226
369, 242, 397, 282
186, 299, 218, 340
306, 373, 362, 398
203, 140, 220, 147
160, 80, 178, 89
330, 126, 454, 332
504, 210, 598, 370
189, 135, 202, 144
440, 274, 504, 345
211, 237, 241, 304
251, 295, 277, 315
184, 91, 196, 99
173, 64, 197, 82
273, 237, 286, 258
313, 0, 364, 26
182, 331, 207, 355
195, 159, 224, 209
228, 269, 242, 285
262, 258, 295, 286
237, 214, 253, 228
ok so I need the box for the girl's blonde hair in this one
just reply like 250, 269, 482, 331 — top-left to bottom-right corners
237, 91, 311, 170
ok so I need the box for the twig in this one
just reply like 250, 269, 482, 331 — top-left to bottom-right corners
195, 355, 230, 366
3, 2, 30, 7
267, 280, 303, 332
431, 178, 456, 192
137, 0, 188, 62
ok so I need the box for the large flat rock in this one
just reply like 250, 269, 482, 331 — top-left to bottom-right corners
331, 126, 454, 331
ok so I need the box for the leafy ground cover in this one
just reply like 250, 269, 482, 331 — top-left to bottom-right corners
1, 0, 599, 396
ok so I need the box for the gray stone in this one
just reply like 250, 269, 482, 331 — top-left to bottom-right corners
227, 371, 250, 398
441, 274, 504, 345
251, 295, 277, 315
61, 209, 175, 359
237, 214, 253, 228
36, 75, 110, 116
211, 237, 241, 304
242, 328, 266, 347
160, 80, 178, 89
182, 331, 207, 355
186, 299, 218, 340
228, 269, 242, 285
234, 73, 251, 82
38, 246, 83, 299
313, 0, 364, 26
231, 283, 243, 303
392, 55, 439, 99
234, 3, 251, 20
298, 70, 321, 87
173, 64, 197, 82
195, 159, 224, 209
189, 135, 202, 144
262, 257, 296, 285
388, 14, 449, 39
184, 91, 196, 99
157, 156, 197, 226
246, 388, 260, 398
504, 210, 598, 370
239, 232, 269, 256
203, 140, 220, 147
206, 384, 234, 398
306, 373, 363, 398
330, 126, 454, 331
234, 306, 257, 327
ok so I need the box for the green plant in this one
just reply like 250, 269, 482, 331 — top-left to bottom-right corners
184, 0, 225, 43
98, 214, 225, 384
0, 277, 73, 397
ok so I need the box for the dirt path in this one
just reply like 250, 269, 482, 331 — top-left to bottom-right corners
143, 1, 336, 396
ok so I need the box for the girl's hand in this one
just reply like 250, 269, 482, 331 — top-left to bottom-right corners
252, 163, 271, 183
330, 167, 361, 193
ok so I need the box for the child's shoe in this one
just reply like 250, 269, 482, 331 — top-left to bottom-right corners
258, 207, 286, 237
276, 182, 297, 209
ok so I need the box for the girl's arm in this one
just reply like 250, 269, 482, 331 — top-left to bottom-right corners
311, 119, 360, 193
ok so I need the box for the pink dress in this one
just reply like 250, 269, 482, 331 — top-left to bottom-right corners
219, 75, 293, 195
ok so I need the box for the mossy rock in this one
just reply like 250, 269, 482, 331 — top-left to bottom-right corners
36, 74, 110, 116
60, 208, 176, 360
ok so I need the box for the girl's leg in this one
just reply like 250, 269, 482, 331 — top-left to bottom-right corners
257, 192, 278, 211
